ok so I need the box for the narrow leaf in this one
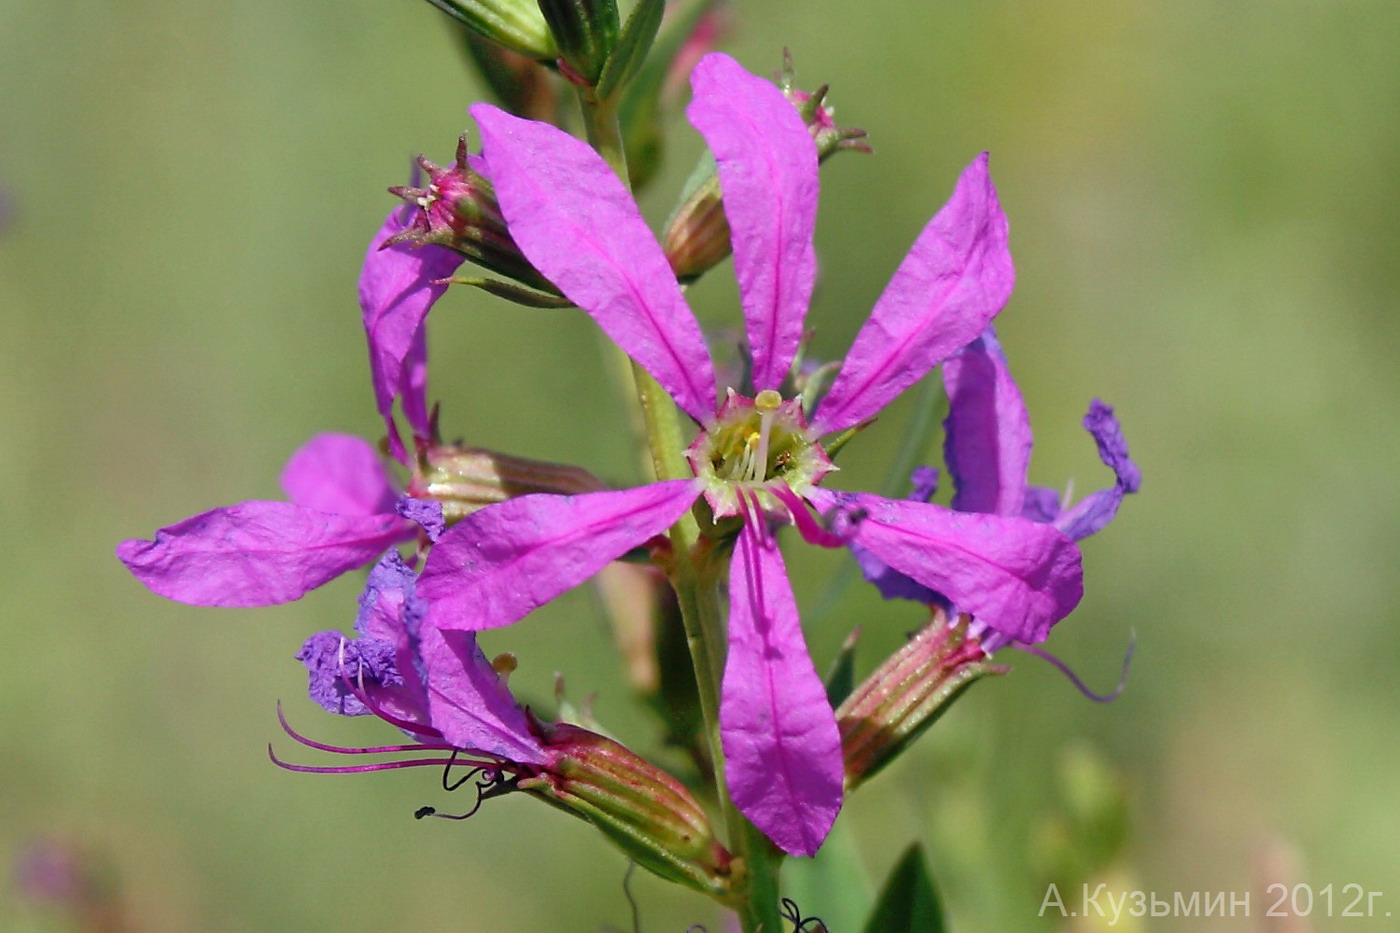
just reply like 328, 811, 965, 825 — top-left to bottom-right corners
862, 844, 946, 933
595, 0, 665, 102
440, 275, 574, 308
823, 626, 860, 709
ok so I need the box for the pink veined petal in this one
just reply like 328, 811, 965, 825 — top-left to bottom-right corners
418, 480, 700, 632
472, 105, 717, 423
280, 433, 399, 516
820, 492, 1082, 645
721, 521, 842, 857
942, 327, 1031, 515
116, 502, 412, 607
416, 622, 548, 765
687, 53, 818, 392
359, 205, 464, 461
812, 154, 1015, 434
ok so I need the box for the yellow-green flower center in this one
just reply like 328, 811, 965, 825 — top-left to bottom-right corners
686, 390, 833, 520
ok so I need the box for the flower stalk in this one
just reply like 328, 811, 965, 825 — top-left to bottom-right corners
575, 79, 785, 933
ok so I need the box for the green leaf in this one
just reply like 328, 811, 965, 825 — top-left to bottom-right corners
595, 0, 666, 102
862, 844, 947, 933
824, 626, 861, 708
782, 820, 875, 933
439, 276, 574, 308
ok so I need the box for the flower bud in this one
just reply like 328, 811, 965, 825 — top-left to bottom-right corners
422, 0, 557, 62
777, 53, 873, 162
835, 610, 1004, 790
523, 722, 739, 903
537, 0, 620, 85
407, 443, 607, 525
662, 172, 727, 282
388, 137, 555, 293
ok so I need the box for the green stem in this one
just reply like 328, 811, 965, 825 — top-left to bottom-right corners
578, 92, 628, 183
576, 86, 783, 933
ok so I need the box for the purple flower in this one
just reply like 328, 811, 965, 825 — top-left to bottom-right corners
415, 53, 1083, 856
117, 433, 418, 607
860, 328, 1140, 651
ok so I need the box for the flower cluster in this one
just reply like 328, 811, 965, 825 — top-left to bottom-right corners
116, 36, 1134, 922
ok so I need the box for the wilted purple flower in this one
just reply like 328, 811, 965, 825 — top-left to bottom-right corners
360, 200, 465, 463
287, 551, 550, 762
416, 53, 1082, 856
117, 433, 420, 607
858, 328, 1140, 652
281, 554, 738, 897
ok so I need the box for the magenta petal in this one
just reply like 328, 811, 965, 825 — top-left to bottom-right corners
116, 502, 411, 607
721, 522, 842, 856
820, 491, 1082, 645
417, 623, 547, 764
687, 53, 817, 391
359, 206, 464, 460
279, 433, 399, 516
942, 327, 1031, 514
418, 480, 700, 632
812, 154, 1015, 434
472, 105, 717, 422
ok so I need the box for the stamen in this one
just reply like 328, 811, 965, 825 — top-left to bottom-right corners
766, 482, 846, 548
268, 745, 466, 775
780, 897, 829, 932
1015, 629, 1136, 703
738, 489, 773, 549
441, 750, 488, 792
276, 701, 456, 756
414, 805, 479, 821
417, 767, 515, 820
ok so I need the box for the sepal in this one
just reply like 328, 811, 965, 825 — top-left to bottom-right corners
537, 0, 620, 85
407, 442, 607, 525
523, 721, 739, 902
777, 52, 873, 161
421, 0, 556, 61
835, 611, 1004, 790
388, 137, 556, 293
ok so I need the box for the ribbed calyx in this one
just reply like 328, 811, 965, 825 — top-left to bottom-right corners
836, 611, 1005, 790
524, 721, 739, 903
408, 442, 607, 525
389, 136, 555, 292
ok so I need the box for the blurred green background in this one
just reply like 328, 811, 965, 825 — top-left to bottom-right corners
3, 0, 1398, 930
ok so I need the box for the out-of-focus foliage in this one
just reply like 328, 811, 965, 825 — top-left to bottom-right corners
3, 1, 1397, 929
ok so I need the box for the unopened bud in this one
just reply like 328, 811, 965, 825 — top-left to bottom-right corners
537, 0, 620, 85
777, 52, 872, 162
408, 443, 607, 524
422, 0, 556, 62
662, 171, 727, 282
388, 137, 555, 293
524, 722, 738, 902
836, 611, 1004, 790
